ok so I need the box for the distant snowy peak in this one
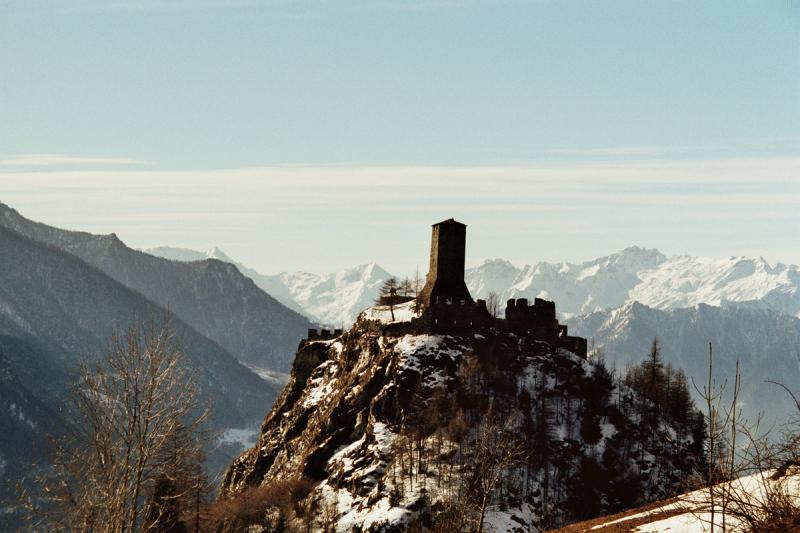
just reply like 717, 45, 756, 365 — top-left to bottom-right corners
464, 258, 521, 297
206, 246, 234, 262
596, 245, 668, 271
142, 245, 234, 263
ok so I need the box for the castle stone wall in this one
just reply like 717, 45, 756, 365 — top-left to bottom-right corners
506, 298, 559, 346
415, 298, 492, 335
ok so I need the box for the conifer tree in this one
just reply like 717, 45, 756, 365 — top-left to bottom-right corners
376, 276, 400, 321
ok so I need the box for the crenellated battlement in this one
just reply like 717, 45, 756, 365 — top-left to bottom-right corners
305, 328, 343, 341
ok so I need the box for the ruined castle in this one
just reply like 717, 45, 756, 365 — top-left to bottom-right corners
307, 218, 588, 358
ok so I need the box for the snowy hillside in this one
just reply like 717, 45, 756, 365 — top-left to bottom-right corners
466, 247, 800, 319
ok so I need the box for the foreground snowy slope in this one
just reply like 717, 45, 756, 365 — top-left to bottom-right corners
555, 468, 800, 532
0, 203, 311, 371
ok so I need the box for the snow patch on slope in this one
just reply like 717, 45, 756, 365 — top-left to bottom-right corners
360, 300, 419, 324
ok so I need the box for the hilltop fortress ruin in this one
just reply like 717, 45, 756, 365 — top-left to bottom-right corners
308, 218, 587, 358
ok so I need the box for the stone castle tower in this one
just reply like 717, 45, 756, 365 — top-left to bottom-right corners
418, 218, 473, 308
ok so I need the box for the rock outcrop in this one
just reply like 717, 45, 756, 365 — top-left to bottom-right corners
220, 303, 703, 531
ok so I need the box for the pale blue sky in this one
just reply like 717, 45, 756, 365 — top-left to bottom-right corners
1, 1, 799, 274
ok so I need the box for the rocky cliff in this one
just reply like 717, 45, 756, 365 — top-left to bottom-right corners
220, 303, 704, 532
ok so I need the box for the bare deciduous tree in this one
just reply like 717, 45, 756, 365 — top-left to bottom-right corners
690, 343, 727, 532
466, 414, 527, 532
413, 267, 423, 314
28, 318, 210, 532
685, 344, 751, 532
207, 478, 314, 533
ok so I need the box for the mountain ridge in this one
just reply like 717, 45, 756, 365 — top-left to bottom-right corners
144, 245, 393, 326
565, 301, 800, 432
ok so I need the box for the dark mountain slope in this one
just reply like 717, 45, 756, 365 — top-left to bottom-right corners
0, 202, 309, 371
0, 225, 280, 459
0, 326, 66, 513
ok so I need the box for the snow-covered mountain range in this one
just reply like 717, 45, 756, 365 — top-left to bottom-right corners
149, 245, 800, 325
256, 263, 391, 327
